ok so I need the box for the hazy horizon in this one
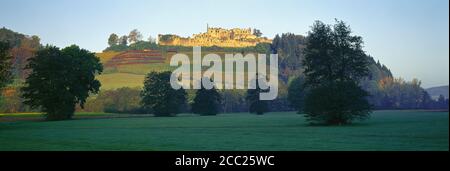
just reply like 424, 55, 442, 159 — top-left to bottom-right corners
0, 0, 448, 88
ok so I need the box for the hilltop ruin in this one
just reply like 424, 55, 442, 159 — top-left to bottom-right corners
158, 26, 272, 47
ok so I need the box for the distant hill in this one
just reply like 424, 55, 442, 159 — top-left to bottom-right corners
98, 32, 393, 90
426, 86, 449, 100
0, 27, 40, 48
0, 27, 41, 80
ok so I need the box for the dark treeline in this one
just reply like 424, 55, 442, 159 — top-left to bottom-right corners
367, 77, 449, 110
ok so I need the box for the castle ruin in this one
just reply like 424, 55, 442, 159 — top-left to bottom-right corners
158, 25, 272, 47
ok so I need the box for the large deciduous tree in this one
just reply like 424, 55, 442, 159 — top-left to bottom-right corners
128, 29, 143, 44
108, 33, 119, 47
191, 78, 222, 116
21, 45, 103, 120
119, 35, 128, 46
253, 29, 262, 37
141, 71, 187, 116
301, 20, 371, 125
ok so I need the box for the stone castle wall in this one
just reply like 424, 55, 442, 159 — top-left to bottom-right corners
158, 27, 271, 47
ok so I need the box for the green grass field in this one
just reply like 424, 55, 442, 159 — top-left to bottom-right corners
96, 73, 145, 90
0, 111, 448, 151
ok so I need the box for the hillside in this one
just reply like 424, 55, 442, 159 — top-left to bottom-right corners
0, 27, 40, 49
0, 27, 41, 80
426, 85, 449, 99
0, 27, 394, 94
96, 34, 393, 91
99, 31, 393, 88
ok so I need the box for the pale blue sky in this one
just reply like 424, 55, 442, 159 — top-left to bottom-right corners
0, 0, 448, 87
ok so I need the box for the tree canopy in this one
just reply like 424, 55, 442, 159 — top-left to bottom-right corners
128, 29, 143, 44
108, 33, 119, 47
141, 71, 187, 116
301, 20, 371, 125
191, 78, 222, 115
21, 45, 103, 120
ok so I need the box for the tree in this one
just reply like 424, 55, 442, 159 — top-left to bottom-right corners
191, 78, 222, 115
287, 75, 307, 113
119, 35, 128, 46
253, 29, 262, 37
141, 71, 187, 116
437, 94, 447, 109
108, 33, 119, 47
0, 42, 12, 90
128, 29, 143, 44
21, 45, 103, 120
246, 76, 269, 115
301, 20, 371, 125
303, 81, 371, 125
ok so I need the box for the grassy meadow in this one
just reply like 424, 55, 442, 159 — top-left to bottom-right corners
2, 52, 446, 151
96, 73, 146, 90
0, 110, 448, 151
